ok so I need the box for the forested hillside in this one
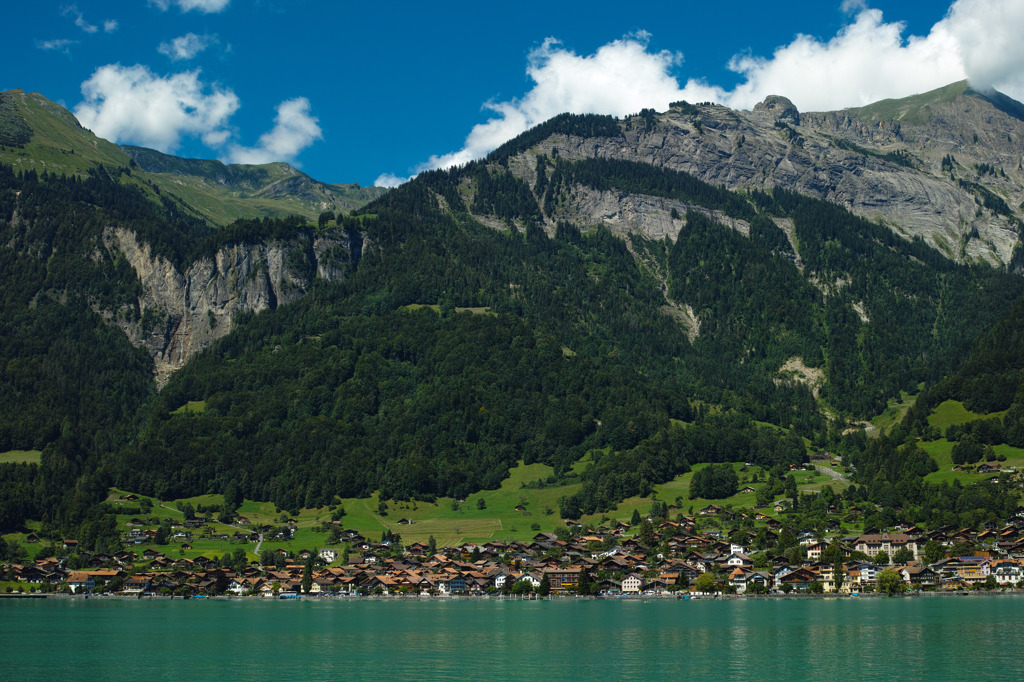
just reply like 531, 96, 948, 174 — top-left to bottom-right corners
2, 98, 1024, 541
106, 147, 1024, 517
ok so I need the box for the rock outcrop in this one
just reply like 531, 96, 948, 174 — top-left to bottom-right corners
497, 82, 1024, 265
104, 227, 361, 385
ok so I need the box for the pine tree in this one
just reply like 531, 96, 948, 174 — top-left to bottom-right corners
301, 554, 313, 594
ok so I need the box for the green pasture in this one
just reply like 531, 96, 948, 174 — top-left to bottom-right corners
920, 439, 1024, 485
101, 453, 850, 560
871, 392, 917, 435
400, 304, 495, 316
0, 450, 41, 465
927, 400, 1006, 432
170, 401, 207, 415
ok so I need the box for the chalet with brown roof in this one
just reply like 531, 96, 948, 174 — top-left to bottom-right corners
543, 566, 583, 593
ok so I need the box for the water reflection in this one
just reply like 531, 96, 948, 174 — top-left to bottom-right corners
4, 596, 1024, 680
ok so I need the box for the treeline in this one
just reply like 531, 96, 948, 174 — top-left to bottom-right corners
839, 431, 1018, 530
776, 188, 1023, 415
0, 162, 347, 534
545, 158, 755, 220
110, 189, 702, 507
558, 412, 808, 517
112, 309, 683, 508
897, 294, 1024, 452
469, 166, 542, 223
486, 113, 622, 164
668, 209, 824, 400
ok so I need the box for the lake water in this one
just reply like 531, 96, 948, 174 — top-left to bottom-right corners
2, 595, 1019, 680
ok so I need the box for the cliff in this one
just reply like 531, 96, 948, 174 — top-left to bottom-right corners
104, 227, 363, 385
490, 82, 1024, 266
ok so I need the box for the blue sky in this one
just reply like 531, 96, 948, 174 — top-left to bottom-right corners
3, 1, 1022, 187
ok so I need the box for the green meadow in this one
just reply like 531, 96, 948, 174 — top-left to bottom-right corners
0, 450, 41, 465
926, 400, 1006, 432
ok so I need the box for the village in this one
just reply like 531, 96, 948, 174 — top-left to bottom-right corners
6, 503, 1024, 598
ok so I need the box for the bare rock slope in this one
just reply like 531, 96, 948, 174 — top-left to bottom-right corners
494, 81, 1024, 266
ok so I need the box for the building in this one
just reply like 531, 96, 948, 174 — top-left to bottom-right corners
853, 533, 919, 561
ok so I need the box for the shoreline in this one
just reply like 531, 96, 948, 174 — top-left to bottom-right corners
19, 588, 1024, 602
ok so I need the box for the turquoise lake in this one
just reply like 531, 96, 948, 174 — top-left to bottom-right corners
2, 595, 1020, 680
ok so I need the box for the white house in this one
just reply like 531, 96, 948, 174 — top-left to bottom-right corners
622, 574, 644, 593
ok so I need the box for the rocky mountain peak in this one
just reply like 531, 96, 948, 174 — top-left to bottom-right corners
754, 95, 801, 125
489, 82, 1024, 266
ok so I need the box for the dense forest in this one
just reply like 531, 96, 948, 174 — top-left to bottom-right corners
2, 103, 1024, 541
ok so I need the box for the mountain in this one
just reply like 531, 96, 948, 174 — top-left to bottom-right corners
0, 89, 385, 226
484, 81, 1024, 266
2, 82, 1024, 538
120, 145, 386, 226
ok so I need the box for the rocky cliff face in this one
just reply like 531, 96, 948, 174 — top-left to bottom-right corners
104, 227, 362, 385
492, 82, 1024, 266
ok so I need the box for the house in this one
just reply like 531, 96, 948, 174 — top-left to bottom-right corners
319, 548, 338, 563
622, 574, 644, 593
854, 533, 919, 561
544, 567, 583, 593
700, 504, 724, 516
725, 552, 753, 568
806, 541, 829, 561
900, 565, 938, 588
66, 571, 96, 594
846, 562, 879, 587
728, 567, 754, 593
991, 560, 1024, 586
778, 567, 819, 591
513, 572, 542, 590
489, 570, 516, 590
738, 486, 757, 495
121, 577, 152, 594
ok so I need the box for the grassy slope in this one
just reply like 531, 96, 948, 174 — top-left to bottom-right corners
0, 90, 129, 175
920, 439, 1024, 485
0, 89, 383, 227
51, 454, 853, 565
0, 450, 41, 464
870, 392, 918, 436
926, 400, 1007, 431
846, 81, 969, 126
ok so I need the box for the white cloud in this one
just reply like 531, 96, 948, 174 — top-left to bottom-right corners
104, 20, 118, 33
36, 38, 76, 53
74, 64, 239, 152
73, 65, 322, 164
223, 98, 323, 165
158, 33, 218, 61
944, 0, 1024, 94
389, 0, 1024, 180
407, 33, 696, 177
374, 173, 410, 188
717, 8, 966, 111
62, 4, 97, 33
150, 0, 230, 13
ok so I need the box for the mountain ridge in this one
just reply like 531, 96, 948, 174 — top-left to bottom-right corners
470, 81, 1024, 266
0, 89, 385, 226
3, 81, 1024, 540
